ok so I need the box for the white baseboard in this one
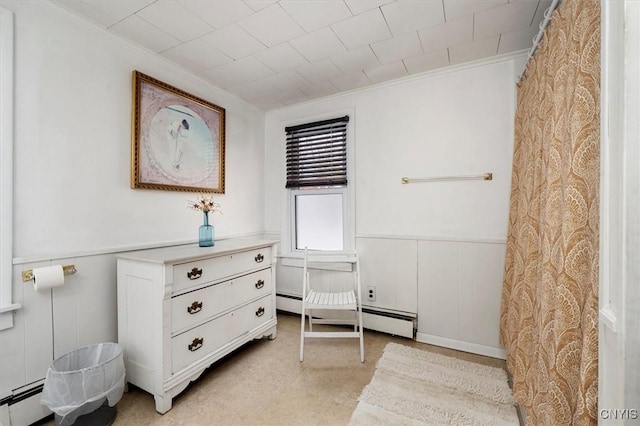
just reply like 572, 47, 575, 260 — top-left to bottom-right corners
416, 332, 506, 360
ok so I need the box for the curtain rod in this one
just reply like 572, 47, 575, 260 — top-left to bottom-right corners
518, 0, 562, 82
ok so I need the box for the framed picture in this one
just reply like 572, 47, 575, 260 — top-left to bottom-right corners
131, 71, 225, 193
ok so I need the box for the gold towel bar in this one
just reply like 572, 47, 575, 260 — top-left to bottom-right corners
22, 265, 77, 282
401, 173, 492, 184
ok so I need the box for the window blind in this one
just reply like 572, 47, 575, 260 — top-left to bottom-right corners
285, 115, 349, 189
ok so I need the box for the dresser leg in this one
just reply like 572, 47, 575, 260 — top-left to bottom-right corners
154, 394, 172, 414
268, 327, 277, 340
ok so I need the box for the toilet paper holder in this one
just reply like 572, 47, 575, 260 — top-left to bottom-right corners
22, 265, 77, 282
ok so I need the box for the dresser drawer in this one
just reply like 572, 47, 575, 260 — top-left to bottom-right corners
172, 247, 272, 293
171, 296, 273, 373
171, 269, 272, 334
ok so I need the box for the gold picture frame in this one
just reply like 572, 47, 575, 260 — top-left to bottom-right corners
131, 71, 225, 193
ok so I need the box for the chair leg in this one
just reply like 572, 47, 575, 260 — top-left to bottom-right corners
300, 307, 306, 362
358, 309, 365, 363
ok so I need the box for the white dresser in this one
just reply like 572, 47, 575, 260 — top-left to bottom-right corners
116, 239, 278, 413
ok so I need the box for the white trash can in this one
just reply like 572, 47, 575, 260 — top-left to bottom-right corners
41, 343, 125, 426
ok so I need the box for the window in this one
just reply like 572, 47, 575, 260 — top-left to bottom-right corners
286, 115, 350, 252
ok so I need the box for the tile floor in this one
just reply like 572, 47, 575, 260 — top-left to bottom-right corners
41, 311, 507, 426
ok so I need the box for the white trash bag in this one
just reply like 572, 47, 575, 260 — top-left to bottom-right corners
41, 343, 125, 426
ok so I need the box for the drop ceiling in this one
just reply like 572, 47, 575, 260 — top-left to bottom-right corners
50, 0, 549, 110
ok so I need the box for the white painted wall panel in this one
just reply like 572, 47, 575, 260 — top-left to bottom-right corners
52, 254, 118, 359
417, 240, 505, 356
418, 241, 461, 338
469, 242, 506, 347
357, 238, 417, 313
0, 263, 53, 396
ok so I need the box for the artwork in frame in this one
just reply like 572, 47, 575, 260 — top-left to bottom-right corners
131, 70, 225, 193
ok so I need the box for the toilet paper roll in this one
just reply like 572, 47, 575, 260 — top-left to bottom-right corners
33, 265, 65, 291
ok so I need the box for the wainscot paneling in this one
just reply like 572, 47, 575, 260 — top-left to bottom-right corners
0, 252, 118, 425
356, 237, 417, 313
417, 239, 506, 359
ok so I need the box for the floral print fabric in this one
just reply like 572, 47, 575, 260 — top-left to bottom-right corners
500, 0, 600, 424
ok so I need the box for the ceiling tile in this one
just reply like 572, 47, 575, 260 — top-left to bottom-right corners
233, 80, 281, 100
201, 24, 265, 60
136, 1, 212, 42
216, 56, 275, 83
344, 0, 393, 15
443, 0, 507, 22
403, 48, 450, 74
110, 15, 181, 52
364, 60, 407, 84
448, 35, 500, 65
237, 4, 305, 47
199, 66, 248, 89
371, 31, 423, 64
243, 0, 278, 12
177, 0, 254, 29
265, 70, 311, 91
418, 15, 473, 53
380, 1, 445, 35
474, 1, 539, 39
498, 25, 539, 54
298, 81, 340, 98
296, 59, 344, 83
279, 0, 352, 32
252, 96, 285, 110
162, 38, 233, 69
49, 0, 547, 110
331, 8, 392, 50
330, 71, 371, 91
160, 51, 204, 74
254, 43, 309, 72
289, 27, 348, 62
272, 88, 310, 104
55, 0, 155, 28
330, 45, 381, 74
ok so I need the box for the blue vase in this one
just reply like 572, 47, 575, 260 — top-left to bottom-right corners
199, 211, 215, 247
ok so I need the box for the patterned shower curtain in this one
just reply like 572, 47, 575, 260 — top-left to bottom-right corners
499, 0, 600, 424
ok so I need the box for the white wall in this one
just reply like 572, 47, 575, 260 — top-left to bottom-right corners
265, 58, 517, 239
599, 0, 640, 416
7, 0, 265, 259
0, 1, 265, 417
265, 56, 520, 357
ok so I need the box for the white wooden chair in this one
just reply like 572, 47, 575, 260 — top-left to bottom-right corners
299, 248, 364, 362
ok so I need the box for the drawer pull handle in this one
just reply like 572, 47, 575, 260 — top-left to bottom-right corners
255, 280, 265, 289
188, 337, 203, 352
255, 253, 264, 263
256, 307, 265, 317
187, 301, 203, 314
187, 267, 202, 280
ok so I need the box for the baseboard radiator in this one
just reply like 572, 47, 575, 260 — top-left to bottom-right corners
0, 381, 52, 426
276, 293, 416, 339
